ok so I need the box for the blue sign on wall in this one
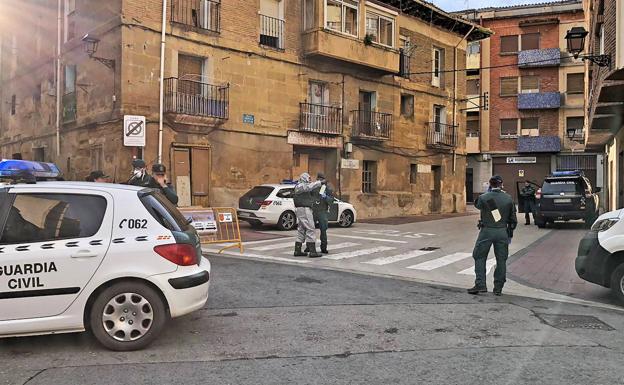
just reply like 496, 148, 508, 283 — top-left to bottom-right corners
243, 114, 255, 124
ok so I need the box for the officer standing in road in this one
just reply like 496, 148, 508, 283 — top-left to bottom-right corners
293, 172, 323, 258
519, 180, 537, 225
148, 164, 179, 205
468, 175, 517, 296
313, 172, 334, 254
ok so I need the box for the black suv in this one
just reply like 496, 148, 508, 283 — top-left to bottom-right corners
535, 171, 600, 228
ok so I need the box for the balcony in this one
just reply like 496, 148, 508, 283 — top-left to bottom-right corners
302, 29, 399, 74
426, 122, 458, 149
260, 14, 284, 50
171, 0, 220, 33
299, 103, 342, 135
518, 48, 560, 68
163, 78, 229, 120
351, 110, 391, 140
518, 92, 561, 110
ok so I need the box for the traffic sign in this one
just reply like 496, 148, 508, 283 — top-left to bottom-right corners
123, 115, 146, 147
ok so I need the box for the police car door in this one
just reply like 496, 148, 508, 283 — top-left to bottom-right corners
0, 188, 113, 321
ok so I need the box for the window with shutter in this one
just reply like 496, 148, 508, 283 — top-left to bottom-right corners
500, 35, 518, 54
520, 76, 539, 93
567, 73, 584, 94
467, 79, 479, 95
521, 33, 540, 50
500, 77, 518, 96
520, 118, 539, 136
500, 119, 518, 137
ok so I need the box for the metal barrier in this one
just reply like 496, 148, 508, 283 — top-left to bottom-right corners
179, 207, 243, 253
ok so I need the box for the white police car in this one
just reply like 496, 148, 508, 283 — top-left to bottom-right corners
0, 160, 210, 351
576, 208, 624, 304
237, 183, 357, 230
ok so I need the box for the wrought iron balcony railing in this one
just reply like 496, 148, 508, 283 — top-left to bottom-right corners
300, 103, 342, 135
351, 110, 392, 140
171, 0, 220, 33
427, 122, 458, 148
164, 77, 229, 119
260, 14, 284, 49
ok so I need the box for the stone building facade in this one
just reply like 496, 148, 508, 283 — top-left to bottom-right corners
457, 1, 599, 203
0, 0, 489, 218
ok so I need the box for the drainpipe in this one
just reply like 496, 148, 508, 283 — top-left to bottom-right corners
55, 0, 62, 157
157, 0, 168, 163
452, 25, 474, 174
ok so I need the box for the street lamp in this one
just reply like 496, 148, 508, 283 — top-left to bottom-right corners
81, 34, 115, 70
564, 27, 611, 68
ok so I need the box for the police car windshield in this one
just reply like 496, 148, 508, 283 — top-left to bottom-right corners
542, 179, 583, 195
140, 190, 189, 232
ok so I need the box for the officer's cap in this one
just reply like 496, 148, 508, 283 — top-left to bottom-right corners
489, 175, 503, 185
317, 172, 326, 180
152, 163, 166, 174
132, 159, 146, 169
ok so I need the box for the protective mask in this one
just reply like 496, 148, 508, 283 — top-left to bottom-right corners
133, 169, 144, 178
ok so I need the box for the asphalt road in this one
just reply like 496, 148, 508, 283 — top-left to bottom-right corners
2, 256, 624, 384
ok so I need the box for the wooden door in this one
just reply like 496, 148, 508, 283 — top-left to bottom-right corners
431, 166, 442, 213
173, 148, 192, 207
308, 157, 325, 181
191, 147, 210, 207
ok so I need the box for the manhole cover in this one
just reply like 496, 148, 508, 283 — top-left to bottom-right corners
536, 314, 614, 331
420, 247, 440, 251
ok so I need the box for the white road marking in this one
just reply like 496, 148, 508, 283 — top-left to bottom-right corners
363, 249, 435, 266
220, 251, 311, 264
330, 234, 408, 244
406, 252, 472, 271
324, 246, 396, 261
251, 241, 300, 251
241, 237, 294, 246
458, 258, 497, 276
281, 242, 359, 255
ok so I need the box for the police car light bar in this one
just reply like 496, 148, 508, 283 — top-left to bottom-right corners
281, 179, 298, 185
0, 160, 62, 181
551, 170, 584, 177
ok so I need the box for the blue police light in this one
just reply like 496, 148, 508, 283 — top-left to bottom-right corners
551, 170, 583, 177
281, 179, 298, 185
0, 160, 62, 181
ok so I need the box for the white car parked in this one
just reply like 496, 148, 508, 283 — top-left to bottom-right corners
0, 170, 210, 351
237, 183, 357, 230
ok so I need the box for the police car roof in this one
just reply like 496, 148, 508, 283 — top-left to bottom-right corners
4, 181, 146, 192
259, 183, 298, 189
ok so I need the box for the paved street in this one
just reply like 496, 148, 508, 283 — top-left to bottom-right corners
2, 255, 624, 384
206, 213, 620, 308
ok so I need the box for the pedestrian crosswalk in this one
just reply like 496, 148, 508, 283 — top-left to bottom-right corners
204, 237, 500, 278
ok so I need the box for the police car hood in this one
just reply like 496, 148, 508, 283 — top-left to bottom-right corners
595, 209, 624, 222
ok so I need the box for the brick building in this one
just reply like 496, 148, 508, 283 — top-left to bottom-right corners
584, 0, 624, 211
457, 1, 599, 202
0, 0, 490, 218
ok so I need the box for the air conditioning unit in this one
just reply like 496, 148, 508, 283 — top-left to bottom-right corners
481, 154, 491, 161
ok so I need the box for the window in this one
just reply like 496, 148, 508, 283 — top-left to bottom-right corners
467, 79, 479, 95
0, 193, 107, 245
433, 105, 446, 127
567, 73, 584, 94
598, 23, 604, 55
466, 111, 479, 137
362, 160, 377, 193
91, 145, 103, 171
260, 0, 284, 49
140, 192, 189, 232
467, 41, 480, 55
33, 147, 45, 162
64, 65, 76, 95
10, 95, 16, 115
520, 76, 539, 93
520, 118, 538, 136
33, 83, 42, 106
326, 0, 358, 36
521, 33, 540, 50
432, 47, 443, 87
365, 12, 394, 47
276, 188, 294, 198
567, 116, 584, 137
63, 0, 76, 42
500, 77, 518, 96
500, 35, 518, 54
400, 94, 414, 118
500, 118, 518, 137
304, 0, 315, 30
410, 164, 417, 184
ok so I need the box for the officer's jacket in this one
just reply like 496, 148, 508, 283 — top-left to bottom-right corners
520, 185, 537, 199
312, 184, 334, 213
475, 189, 518, 229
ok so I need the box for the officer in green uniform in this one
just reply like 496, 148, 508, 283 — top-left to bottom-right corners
468, 175, 517, 296
519, 181, 537, 225
313, 172, 334, 254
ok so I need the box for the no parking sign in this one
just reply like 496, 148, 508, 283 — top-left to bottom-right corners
123, 115, 146, 147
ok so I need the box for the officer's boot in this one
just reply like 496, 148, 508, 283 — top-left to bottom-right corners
294, 242, 307, 257
307, 242, 322, 258
303, 245, 310, 253
320, 243, 329, 254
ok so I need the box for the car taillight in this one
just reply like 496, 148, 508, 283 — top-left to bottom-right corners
154, 244, 198, 266
260, 200, 273, 207
536, 188, 541, 199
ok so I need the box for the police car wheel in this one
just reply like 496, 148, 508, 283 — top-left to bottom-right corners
89, 282, 167, 351
338, 210, 354, 228
277, 211, 296, 231
610, 264, 624, 305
